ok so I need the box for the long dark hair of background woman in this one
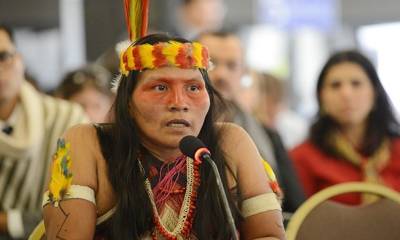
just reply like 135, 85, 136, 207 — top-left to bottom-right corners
310, 50, 400, 157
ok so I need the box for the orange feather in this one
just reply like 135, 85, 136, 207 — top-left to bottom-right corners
123, 0, 150, 42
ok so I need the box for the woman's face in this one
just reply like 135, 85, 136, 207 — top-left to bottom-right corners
69, 85, 113, 123
320, 62, 375, 127
131, 67, 210, 154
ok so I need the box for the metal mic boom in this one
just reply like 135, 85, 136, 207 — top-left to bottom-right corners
179, 136, 239, 240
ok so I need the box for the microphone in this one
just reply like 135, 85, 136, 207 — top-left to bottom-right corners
179, 136, 239, 240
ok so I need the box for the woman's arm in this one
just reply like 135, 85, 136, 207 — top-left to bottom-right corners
44, 199, 97, 239
240, 211, 285, 240
43, 124, 99, 239
220, 123, 286, 240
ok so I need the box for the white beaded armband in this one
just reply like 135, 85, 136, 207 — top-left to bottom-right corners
42, 184, 96, 207
241, 192, 282, 218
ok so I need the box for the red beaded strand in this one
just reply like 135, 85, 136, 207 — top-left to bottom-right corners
150, 157, 202, 239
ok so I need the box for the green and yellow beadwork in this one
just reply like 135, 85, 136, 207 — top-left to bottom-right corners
48, 138, 73, 207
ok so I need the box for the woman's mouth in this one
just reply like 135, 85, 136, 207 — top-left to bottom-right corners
166, 119, 190, 128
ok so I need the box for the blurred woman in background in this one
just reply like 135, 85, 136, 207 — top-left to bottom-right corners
56, 64, 114, 123
290, 50, 400, 205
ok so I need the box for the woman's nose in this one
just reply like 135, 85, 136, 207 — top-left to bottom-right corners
340, 84, 353, 98
168, 88, 189, 112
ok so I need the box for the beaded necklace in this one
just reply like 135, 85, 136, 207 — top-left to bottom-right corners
140, 156, 201, 240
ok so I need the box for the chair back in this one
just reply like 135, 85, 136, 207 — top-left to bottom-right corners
286, 182, 400, 240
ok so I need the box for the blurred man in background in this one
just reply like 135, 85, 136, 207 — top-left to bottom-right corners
0, 24, 87, 239
252, 72, 308, 149
198, 31, 305, 214
169, 0, 226, 40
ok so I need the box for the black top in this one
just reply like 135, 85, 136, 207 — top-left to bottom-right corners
263, 127, 305, 213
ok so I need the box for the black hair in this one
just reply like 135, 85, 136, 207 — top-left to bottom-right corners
310, 50, 400, 157
105, 33, 240, 239
0, 24, 14, 43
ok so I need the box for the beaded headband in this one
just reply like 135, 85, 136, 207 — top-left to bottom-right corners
119, 41, 210, 76
119, 0, 210, 78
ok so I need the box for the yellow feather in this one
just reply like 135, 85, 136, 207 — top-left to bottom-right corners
192, 42, 203, 68
163, 41, 181, 66
262, 159, 277, 182
139, 44, 155, 69
119, 52, 129, 76
126, 46, 135, 70
130, 0, 142, 41
48, 139, 73, 205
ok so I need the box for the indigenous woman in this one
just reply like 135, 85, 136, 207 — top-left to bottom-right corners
41, 33, 285, 239
290, 50, 400, 205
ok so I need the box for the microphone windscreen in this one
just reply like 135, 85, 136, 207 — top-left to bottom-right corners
179, 135, 206, 159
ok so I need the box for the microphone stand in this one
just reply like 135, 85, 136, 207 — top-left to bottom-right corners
203, 155, 239, 240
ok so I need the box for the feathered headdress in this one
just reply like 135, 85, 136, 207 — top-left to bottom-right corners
117, 0, 211, 81
123, 0, 149, 42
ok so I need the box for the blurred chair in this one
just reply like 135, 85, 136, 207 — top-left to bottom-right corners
286, 182, 400, 240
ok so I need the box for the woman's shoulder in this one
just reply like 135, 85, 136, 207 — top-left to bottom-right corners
216, 121, 249, 139
215, 122, 260, 164
64, 123, 97, 139
62, 123, 106, 165
216, 122, 253, 149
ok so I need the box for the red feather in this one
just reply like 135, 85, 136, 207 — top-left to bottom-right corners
141, 0, 149, 37
124, 0, 132, 40
123, 0, 150, 42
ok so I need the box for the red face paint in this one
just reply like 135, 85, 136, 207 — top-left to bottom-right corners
131, 67, 210, 158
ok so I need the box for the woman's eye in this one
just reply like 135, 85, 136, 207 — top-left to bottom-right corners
329, 81, 341, 89
154, 85, 167, 92
188, 85, 200, 92
351, 79, 362, 87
